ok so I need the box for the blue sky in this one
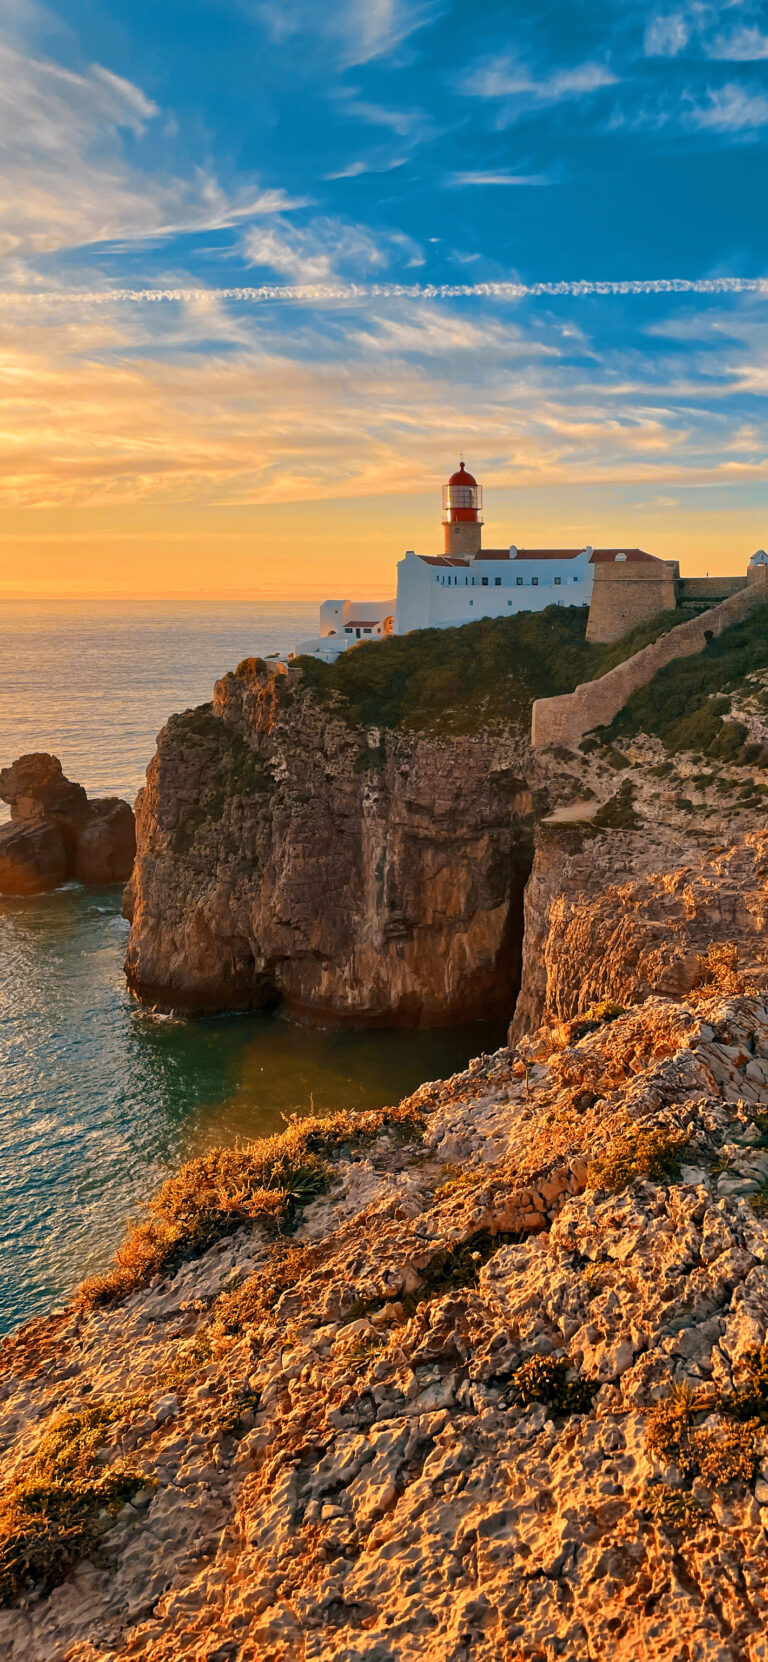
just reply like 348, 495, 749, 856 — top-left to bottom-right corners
2, 0, 768, 593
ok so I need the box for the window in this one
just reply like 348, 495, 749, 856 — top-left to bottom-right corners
532, 577, 538, 586
554, 577, 561, 586
481, 576, 488, 586
363, 627, 371, 634
573, 575, 579, 583
495, 577, 501, 586
516, 576, 523, 586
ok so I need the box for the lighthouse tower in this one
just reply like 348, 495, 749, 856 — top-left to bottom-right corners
442, 460, 483, 557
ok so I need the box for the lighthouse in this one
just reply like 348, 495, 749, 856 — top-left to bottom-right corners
442, 460, 483, 557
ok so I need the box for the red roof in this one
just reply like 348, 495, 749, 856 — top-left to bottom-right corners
588, 548, 660, 564
418, 546, 662, 568
447, 462, 477, 488
483, 547, 661, 563
420, 555, 469, 567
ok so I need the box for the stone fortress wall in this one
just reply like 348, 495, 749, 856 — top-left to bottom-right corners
532, 563, 768, 750
585, 560, 680, 644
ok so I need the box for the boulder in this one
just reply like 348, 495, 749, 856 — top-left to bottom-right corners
0, 753, 87, 824
0, 820, 68, 896
74, 799, 136, 884
0, 753, 135, 895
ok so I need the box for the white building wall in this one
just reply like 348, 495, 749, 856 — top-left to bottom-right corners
394, 550, 594, 634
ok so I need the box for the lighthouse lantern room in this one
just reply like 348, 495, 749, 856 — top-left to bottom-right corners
442, 460, 483, 556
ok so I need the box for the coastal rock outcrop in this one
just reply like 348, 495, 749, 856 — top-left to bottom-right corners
5, 975, 768, 1658
0, 754, 136, 895
124, 663, 534, 1023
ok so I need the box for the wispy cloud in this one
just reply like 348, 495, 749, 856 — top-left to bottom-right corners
684, 82, 768, 130
0, 32, 307, 261
707, 25, 768, 60
466, 57, 618, 104
644, 14, 691, 57
644, 9, 768, 61
253, 0, 446, 67
2, 292, 765, 520
324, 157, 407, 180
447, 170, 555, 187
243, 218, 423, 283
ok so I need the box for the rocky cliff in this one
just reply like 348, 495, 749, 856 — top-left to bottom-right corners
124, 662, 534, 1025
125, 603, 768, 1033
5, 970, 768, 1659
7, 620, 768, 1657
0, 754, 135, 895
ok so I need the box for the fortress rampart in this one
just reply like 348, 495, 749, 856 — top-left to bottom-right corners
532, 567, 768, 750
585, 559, 679, 644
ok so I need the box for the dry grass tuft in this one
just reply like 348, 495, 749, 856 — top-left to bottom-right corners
587, 1120, 686, 1194
646, 1381, 758, 1498
689, 941, 757, 1003
0, 1399, 151, 1606
551, 1002, 627, 1050
645, 1484, 702, 1528
78, 1104, 424, 1311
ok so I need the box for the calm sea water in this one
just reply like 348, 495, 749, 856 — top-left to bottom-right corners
0, 603, 504, 1334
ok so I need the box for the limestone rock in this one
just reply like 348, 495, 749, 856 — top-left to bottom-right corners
5, 987, 768, 1658
124, 664, 534, 1021
0, 753, 135, 895
0, 818, 67, 895
75, 799, 136, 884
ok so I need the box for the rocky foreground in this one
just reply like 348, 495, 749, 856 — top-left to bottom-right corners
5, 964, 768, 1658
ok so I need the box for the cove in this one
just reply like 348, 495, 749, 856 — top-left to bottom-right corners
0, 884, 507, 1335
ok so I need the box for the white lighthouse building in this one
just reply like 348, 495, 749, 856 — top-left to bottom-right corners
394, 459, 600, 633
293, 459, 665, 659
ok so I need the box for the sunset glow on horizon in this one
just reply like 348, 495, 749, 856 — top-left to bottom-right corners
1, 0, 766, 598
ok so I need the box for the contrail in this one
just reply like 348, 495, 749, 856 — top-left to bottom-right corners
2, 277, 768, 305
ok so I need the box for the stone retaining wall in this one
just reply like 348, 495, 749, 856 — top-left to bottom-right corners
532, 574, 768, 750
678, 576, 747, 602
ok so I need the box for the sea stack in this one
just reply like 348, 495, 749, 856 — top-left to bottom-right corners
0, 753, 136, 895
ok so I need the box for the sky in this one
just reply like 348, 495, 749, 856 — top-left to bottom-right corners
1, 0, 767, 598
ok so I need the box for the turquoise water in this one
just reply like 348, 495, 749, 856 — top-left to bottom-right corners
0, 603, 505, 1333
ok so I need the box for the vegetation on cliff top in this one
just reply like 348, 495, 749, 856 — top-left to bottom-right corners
602, 601, 768, 762
79, 1103, 425, 1309
291, 605, 683, 734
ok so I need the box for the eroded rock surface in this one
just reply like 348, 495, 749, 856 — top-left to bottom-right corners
124, 664, 534, 1022
0, 754, 135, 895
5, 988, 768, 1658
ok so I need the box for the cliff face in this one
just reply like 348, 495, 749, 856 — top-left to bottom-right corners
512, 723, 768, 1041
5, 980, 768, 1660
124, 663, 534, 1024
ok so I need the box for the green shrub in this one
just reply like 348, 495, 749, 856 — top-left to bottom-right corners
588, 1124, 686, 1193
0, 1400, 151, 1605
289, 606, 685, 737
604, 602, 768, 761
591, 779, 641, 830
510, 1354, 596, 1414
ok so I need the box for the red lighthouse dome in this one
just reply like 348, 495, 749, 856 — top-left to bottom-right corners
447, 462, 478, 489
442, 459, 483, 554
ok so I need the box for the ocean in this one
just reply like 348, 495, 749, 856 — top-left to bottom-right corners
0, 601, 505, 1335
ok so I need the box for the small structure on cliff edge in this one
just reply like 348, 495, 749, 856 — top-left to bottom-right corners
295, 461, 767, 654
0, 753, 135, 895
